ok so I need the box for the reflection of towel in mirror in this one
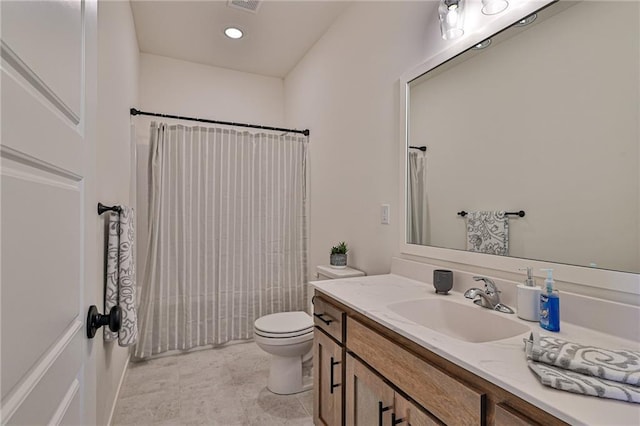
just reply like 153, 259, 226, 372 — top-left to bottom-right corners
524, 332, 640, 403
465, 211, 508, 255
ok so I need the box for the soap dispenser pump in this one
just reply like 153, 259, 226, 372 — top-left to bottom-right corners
539, 269, 560, 332
516, 267, 540, 321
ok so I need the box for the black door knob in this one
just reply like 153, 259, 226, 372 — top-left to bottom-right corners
87, 305, 122, 338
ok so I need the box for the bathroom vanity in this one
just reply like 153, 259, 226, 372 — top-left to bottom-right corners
311, 271, 640, 425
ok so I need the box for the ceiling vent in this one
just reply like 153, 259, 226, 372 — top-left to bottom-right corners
227, 0, 262, 14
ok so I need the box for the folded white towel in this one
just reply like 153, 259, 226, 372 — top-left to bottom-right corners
525, 332, 640, 386
465, 211, 509, 255
524, 332, 640, 403
104, 207, 138, 346
528, 361, 640, 404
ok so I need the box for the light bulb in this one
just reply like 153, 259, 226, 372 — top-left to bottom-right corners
481, 0, 508, 15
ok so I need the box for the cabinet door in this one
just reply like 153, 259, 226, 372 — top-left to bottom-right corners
394, 393, 443, 426
314, 329, 343, 426
345, 354, 394, 426
495, 403, 540, 426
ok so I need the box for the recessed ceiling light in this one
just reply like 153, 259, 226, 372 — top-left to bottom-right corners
224, 27, 243, 39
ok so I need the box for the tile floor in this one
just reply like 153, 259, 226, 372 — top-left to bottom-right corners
112, 341, 313, 426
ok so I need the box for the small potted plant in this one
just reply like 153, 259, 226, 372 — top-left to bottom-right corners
330, 241, 348, 269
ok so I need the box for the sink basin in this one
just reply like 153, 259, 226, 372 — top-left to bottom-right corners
387, 298, 530, 343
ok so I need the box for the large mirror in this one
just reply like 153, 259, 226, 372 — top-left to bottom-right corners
406, 1, 639, 275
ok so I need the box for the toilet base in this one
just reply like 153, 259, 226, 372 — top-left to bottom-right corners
267, 355, 312, 395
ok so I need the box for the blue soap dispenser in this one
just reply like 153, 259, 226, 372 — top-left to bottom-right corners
539, 269, 560, 332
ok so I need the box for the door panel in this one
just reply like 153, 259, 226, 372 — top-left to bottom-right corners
1, 166, 81, 394
2, 63, 84, 171
6, 332, 82, 425
1, 0, 82, 117
0, 0, 97, 424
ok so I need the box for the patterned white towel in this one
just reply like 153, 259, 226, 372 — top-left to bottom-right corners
528, 361, 640, 404
104, 207, 138, 346
524, 332, 640, 403
465, 211, 509, 255
525, 332, 640, 385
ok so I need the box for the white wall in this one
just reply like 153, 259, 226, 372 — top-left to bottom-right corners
284, 1, 434, 277
135, 53, 286, 296
96, 1, 139, 424
138, 53, 284, 126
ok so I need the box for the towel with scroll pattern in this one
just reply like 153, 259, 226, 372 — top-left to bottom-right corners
524, 332, 640, 403
104, 207, 138, 346
465, 211, 509, 255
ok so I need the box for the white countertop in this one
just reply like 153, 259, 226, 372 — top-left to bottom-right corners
310, 273, 640, 426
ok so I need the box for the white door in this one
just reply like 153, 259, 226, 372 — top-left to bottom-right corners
1, 0, 97, 424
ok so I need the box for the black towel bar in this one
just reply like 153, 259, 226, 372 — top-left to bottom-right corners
97, 202, 122, 215
458, 210, 525, 217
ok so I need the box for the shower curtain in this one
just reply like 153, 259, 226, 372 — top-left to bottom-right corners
134, 122, 308, 359
407, 150, 428, 245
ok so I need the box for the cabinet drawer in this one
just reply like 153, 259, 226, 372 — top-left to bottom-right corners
313, 295, 345, 343
347, 317, 485, 425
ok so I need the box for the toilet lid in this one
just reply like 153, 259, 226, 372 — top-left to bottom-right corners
254, 311, 313, 335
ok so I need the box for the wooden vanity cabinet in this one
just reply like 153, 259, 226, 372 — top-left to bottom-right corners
345, 353, 442, 426
313, 296, 346, 426
313, 291, 567, 426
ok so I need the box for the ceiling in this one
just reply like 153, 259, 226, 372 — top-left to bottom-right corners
130, 0, 352, 78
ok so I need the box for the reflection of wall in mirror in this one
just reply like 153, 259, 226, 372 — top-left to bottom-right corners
408, 1, 639, 273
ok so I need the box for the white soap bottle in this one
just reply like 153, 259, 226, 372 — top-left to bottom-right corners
516, 267, 541, 321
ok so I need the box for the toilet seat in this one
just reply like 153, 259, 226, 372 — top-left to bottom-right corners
254, 311, 313, 338
253, 330, 313, 346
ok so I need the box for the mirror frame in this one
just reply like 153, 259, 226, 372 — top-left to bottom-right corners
398, 0, 640, 296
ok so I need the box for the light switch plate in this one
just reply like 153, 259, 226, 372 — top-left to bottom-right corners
381, 204, 390, 224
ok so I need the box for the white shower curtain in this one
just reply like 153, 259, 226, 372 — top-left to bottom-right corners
134, 122, 308, 359
407, 150, 428, 245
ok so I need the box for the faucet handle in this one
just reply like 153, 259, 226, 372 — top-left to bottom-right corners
473, 276, 500, 295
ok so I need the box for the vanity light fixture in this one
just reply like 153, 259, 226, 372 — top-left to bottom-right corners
481, 0, 509, 15
473, 39, 492, 50
224, 27, 244, 39
439, 0, 466, 40
514, 13, 537, 27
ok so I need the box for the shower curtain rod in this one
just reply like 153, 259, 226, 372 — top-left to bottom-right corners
130, 108, 310, 137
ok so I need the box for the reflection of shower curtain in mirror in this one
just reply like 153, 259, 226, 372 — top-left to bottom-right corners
408, 151, 428, 245
134, 122, 308, 359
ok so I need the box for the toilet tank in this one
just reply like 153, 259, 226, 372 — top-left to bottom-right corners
307, 265, 366, 314
316, 265, 365, 280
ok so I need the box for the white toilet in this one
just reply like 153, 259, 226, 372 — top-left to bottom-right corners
253, 311, 314, 395
254, 265, 365, 395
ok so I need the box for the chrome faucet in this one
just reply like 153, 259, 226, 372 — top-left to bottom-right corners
464, 276, 514, 314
